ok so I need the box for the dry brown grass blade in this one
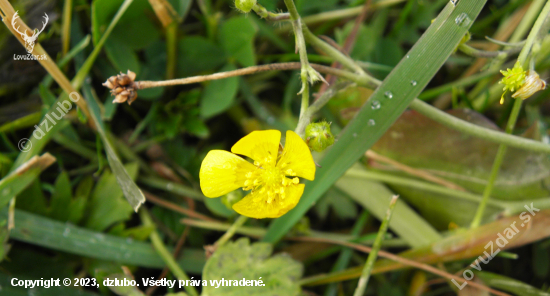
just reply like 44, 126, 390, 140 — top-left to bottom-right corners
147, 0, 179, 27
0, 1, 90, 119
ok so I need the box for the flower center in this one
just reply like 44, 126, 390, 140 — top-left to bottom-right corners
243, 162, 299, 204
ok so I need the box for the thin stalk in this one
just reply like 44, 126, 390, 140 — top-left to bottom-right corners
409, 99, 550, 154
136, 63, 355, 89
61, 0, 73, 56
213, 215, 248, 248
470, 98, 523, 228
458, 43, 522, 58
139, 209, 199, 296
353, 195, 398, 296
470, 1, 550, 228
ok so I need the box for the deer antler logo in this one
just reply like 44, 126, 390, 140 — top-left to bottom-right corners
11, 11, 49, 54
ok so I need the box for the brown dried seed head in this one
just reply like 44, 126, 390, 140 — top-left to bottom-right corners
117, 74, 132, 86
128, 90, 138, 105
127, 70, 136, 81
113, 94, 128, 104
102, 79, 114, 89
113, 86, 125, 94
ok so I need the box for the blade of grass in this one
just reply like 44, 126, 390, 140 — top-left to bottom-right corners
263, 0, 488, 243
0, 208, 204, 273
353, 195, 398, 296
81, 84, 146, 212
336, 170, 442, 247
0, 154, 56, 207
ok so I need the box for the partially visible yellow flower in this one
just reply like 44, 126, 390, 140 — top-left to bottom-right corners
199, 130, 316, 219
499, 62, 526, 104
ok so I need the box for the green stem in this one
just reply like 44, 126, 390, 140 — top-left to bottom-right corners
470, 98, 523, 228
470, 0, 550, 228
139, 209, 199, 296
302, 27, 366, 75
214, 215, 248, 248
283, 0, 317, 137
517, 0, 550, 67
408, 99, 550, 154
353, 196, 398, 296
252, 3, 289, 20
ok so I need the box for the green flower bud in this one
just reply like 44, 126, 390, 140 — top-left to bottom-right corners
235, 0, 256, 13
305, 121, 335, 152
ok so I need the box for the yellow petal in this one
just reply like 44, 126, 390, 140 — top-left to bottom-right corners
277, 131, 316, 180
199, 150, 256, 198
231, 130, 280, 167
232, 184, 305, 218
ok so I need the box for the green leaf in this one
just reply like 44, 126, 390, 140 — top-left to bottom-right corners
314, 188, 357, 220
48, 171, 87, 224
177, 36, 226, 77
83, 163, 138, 231
200, 64, 239, 118
104, 39, 141, 75
370, 109, 550, 228
202, 238, 303, 296
92, 0, 160, 49
263, 0, 488, 243
218, 16, 257, 67
1, 208, 205, 273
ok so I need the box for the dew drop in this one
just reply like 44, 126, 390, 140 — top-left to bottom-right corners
455, 13, 471, 27
410, 80, 417, 86
371, 100, 381, 110
368, 119, 376, 126
384, 91, 393, 99
166, 183, 174, 191
63, 227, 71, 237
1, 188, 10, 196
353, 133, 357, 138
406, 55, 410, 59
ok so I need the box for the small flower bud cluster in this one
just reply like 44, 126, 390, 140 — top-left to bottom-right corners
305, 121, 335, 152
103, 70, 138, 105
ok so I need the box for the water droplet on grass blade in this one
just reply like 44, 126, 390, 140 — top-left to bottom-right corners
353, 133, 357, 138
384, 91, 393, 99
410, 80, 417, 86
455, 13, 471, 27
368, 119, 376, 126
371, 100, 381, 110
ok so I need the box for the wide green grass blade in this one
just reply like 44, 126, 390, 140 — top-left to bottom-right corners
1, 208, 204, 273
263, 0, 488, 243
336, 170, 441, 248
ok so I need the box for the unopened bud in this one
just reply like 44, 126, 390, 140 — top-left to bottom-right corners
305, 121, 335, 152
235, 0, 256, 13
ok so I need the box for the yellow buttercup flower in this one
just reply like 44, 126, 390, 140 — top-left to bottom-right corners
200, 130, 316, 219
